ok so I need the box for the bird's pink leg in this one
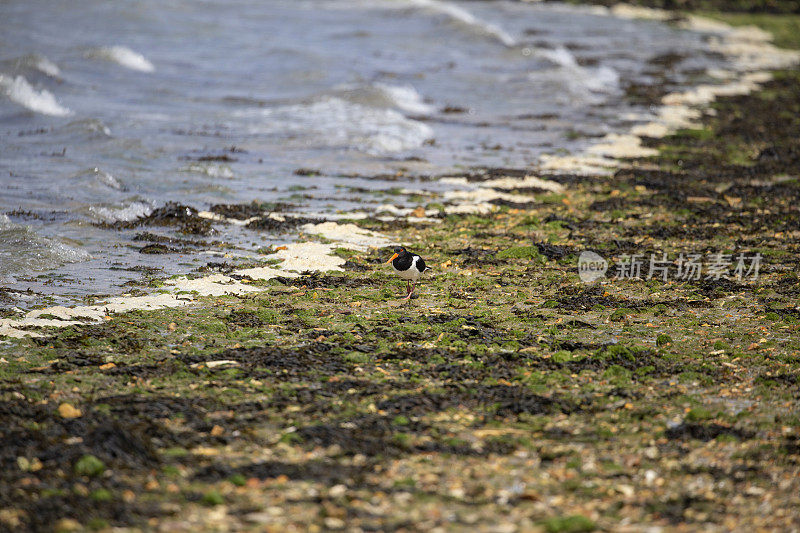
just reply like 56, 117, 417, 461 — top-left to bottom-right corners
404, 282, 415, 300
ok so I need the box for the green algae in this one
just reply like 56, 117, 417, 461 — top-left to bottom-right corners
0, 9, 799, 532
703, 12, 800, 49
74, 455, 106, 477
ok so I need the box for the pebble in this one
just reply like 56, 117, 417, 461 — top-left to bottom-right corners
329, 484, 347, 498
57, 403, 82, 419
323, 517, 346, 530
244, 512, 273, 524
616, 484, 635, 497
54, 518, 81, 532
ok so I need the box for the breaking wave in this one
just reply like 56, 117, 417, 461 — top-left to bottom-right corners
0, 74, 72, 116
183, 163, 235, 179
407, 0, 516, 47
4, 53, 62, 77
0, 215, 91, 277
89, 46, 155, 72
375, 83, 436, 115
31, 55, 61, 77
87, 201, 152, 222
245, 96, 434, 154
58, 119, 112, 139
72, 168, 126, 191
333, 83, 435, 115
536, 46, 620, 96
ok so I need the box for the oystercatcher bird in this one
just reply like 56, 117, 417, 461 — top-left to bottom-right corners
385, 246, 429, 299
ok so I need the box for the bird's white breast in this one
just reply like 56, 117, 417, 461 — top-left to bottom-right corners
394, 255, 423, 281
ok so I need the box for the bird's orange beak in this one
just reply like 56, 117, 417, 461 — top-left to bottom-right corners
385, 253, 398, 264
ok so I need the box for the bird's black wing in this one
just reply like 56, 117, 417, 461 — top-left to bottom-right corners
416, 256, 427, 272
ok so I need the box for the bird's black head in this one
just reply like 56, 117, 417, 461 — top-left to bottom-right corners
386, 246, 409, 265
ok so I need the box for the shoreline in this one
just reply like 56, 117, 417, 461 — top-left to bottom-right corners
1, 3, 799, 532
2, 4, 796, 340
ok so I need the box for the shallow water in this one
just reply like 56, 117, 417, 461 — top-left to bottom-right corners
0, 0, 730, 305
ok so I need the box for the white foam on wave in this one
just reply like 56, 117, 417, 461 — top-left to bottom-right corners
91, 46, 155, 72
538, 46, 579, 69
59, 119, 112, 138
407, 0, 516, 47
32, 55, 61, 77
183, 163, 235, 179
7, 54, 62, 77
0, 215, 91, 277
246, 96, 433, 154
88, 201, 152, 223
534, 46, 620, 97
581, 66, 620, 93
330, 82, 435, 115
375, 83, 436, 115
73, 167, 125, 191
3, 54, 61, 78
0, 74, 72, 116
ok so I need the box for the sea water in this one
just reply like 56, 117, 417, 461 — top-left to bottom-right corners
0, 0, 730, 305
